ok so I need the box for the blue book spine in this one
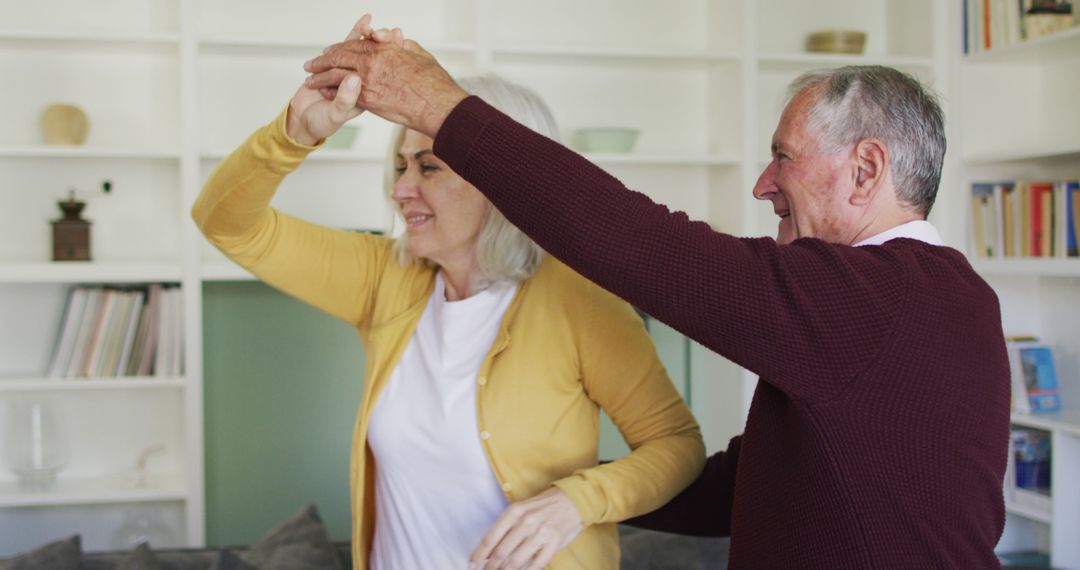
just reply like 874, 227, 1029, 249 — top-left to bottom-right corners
963, 0, 970, 55
1067, 180, 1078, 257
1021, 346, 1061, 413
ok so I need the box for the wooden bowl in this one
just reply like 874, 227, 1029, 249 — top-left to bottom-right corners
41, 104, 88, 145
806, 30, 867, 55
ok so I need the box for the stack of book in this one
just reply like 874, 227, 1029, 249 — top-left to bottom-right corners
970, 180, 1079, 258
45, 283, 184, 379
964, 0, 1075, 54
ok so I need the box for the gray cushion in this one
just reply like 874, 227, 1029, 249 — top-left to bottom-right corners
0, 535, 81, 570
618, 525, 729, 570
115, 543, 163, 570
230, 504, 342, 570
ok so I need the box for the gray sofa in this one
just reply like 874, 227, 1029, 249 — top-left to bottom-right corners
1, 506, 730, 569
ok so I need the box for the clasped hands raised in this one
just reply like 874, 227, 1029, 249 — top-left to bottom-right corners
288, 16, 587, 570
286, 14, 466, 146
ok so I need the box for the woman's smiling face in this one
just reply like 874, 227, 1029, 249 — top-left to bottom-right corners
391, 129, 492, 267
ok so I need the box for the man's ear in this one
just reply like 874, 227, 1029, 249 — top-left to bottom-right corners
850, 138, 888, 206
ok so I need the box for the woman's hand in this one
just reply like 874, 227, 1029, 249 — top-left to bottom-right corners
285, 15, 377, 145
469, 487, 584, 570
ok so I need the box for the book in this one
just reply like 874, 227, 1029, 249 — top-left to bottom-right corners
80, 288, 118, 378
971, 183, 997, 257
135, 284, 163, 376
1067, 179, 1078, 257
1029, 182, 1055, 256
65, 287, 103, 378
993, 182, 1010, 255
1006, 339, 1062, 414
46, 287, 89, 379
1015, 344, 1061, 413
115, 289, 146, 377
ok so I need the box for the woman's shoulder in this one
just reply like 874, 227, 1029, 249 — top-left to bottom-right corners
530, 255, 626, 307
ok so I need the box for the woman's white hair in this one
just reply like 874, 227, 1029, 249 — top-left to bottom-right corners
384, 74, 559, 283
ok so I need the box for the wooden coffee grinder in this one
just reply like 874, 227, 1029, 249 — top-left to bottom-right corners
51, 189, 91, 261
51, 181, 111, 261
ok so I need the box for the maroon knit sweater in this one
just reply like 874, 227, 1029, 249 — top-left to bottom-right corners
434, 97, 1011, 568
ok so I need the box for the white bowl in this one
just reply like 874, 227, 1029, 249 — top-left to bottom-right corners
574, 127, 641, 153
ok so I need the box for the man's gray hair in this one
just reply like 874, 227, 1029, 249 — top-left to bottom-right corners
787, 65, 946, 217
384, 74, 556, 282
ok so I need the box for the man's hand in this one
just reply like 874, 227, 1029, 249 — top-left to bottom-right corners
303, 31, 468, 138
469, 487, 584, 570
285, 15, 374, 145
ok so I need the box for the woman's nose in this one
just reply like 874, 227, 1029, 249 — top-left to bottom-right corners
391, 173, 418, 202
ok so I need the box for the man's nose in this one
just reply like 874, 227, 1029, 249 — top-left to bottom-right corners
752, 160, 778, 201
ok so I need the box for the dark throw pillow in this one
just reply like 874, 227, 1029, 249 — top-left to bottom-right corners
115, 542, 165, 570
233, 504, 342, 570
0, 535, 81, 570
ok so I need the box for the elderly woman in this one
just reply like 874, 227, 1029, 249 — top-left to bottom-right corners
192, 60, 704, 569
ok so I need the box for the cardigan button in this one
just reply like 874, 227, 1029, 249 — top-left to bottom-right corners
478, 376, 487, 385
480, 431, 491, 440
501, 482, 512, 492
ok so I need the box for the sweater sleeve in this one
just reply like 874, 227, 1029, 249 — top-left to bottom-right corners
434, 97, 911, 404
622, 437, 741, 537
550, 278, 706, 525
191, 105, 390, 328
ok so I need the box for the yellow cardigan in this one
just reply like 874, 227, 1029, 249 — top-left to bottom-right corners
192, 109, 706, 569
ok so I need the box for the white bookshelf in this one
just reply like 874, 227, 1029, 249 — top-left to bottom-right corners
957, 4, 1080, 566
0, 0, 951, 556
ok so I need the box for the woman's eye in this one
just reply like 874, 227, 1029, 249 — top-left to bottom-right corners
420, 163, 439, 173
394, 166, 406, 176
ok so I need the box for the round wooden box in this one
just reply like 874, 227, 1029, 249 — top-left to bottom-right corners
41, 104, 89, 145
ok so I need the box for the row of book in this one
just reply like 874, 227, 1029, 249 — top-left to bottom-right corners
970, 180, 1079, 258
1007, 337, 1061, 414
45, 284, 184, 379
963, 0, 1076, 55
1004, 427, 1052, 514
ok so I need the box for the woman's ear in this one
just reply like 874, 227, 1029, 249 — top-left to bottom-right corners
851, 138, 888, 206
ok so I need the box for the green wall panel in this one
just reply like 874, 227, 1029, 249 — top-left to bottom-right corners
202, 281, 364, 545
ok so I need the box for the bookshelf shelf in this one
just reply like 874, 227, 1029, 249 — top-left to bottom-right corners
757, 54, 934, 69
1012, 410, 1080, 438
0, 30, 179, 52
1005, 499, 1054, 525
492, 45, 740, 64
972, 259, 1080, 277
0, 476, 186, 509
964, 144, 1080, 165
199, 262, 256, 282
0, 378, 186, 392
0, 146, 181, 160
0, 262, 183, 284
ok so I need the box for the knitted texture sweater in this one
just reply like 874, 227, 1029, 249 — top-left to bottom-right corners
433, 96, 1011, 568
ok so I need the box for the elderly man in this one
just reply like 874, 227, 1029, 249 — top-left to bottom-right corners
304, 20, 1010, 569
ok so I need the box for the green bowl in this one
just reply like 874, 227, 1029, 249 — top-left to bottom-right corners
574, 127, 640, 153
324, 125, 360, 149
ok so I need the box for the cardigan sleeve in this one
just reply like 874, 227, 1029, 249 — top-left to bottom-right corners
622, 437, 741, 537
434, 96, 911, 405
550, 280, 706, 525
191, 105, 391, 328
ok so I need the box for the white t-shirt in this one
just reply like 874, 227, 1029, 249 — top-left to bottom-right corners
368, 273, 518, 570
